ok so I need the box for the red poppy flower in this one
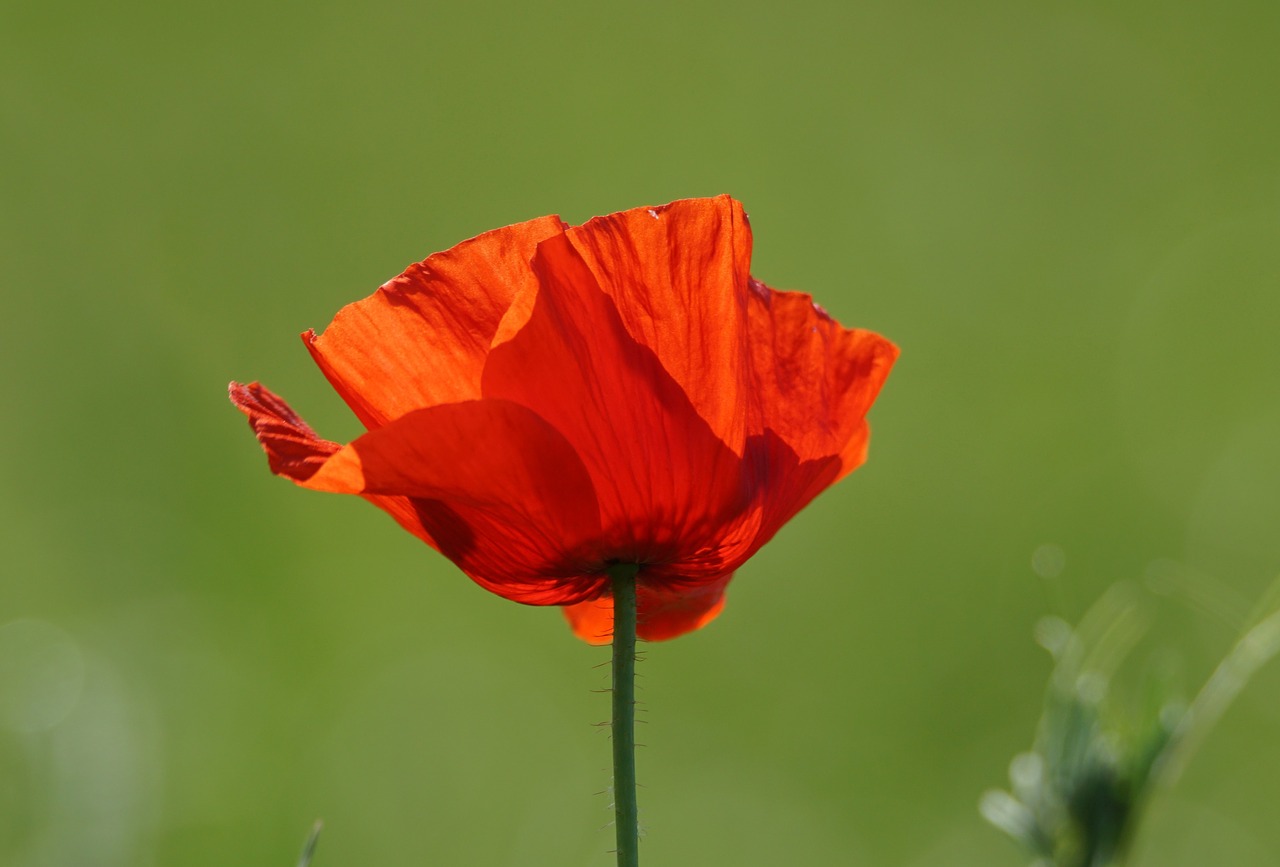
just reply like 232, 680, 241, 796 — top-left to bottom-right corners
230, 195, 896, 644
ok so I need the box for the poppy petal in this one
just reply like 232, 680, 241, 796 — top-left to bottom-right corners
228, 381, 341, 481
745, 279, 898, 477
301, 399, 608, 605
741, 430, 843, 554
562, 573, 733, 645
481, 230, 760, 574
305, 215, 567, 429
561, 195, 755, 452
229, 381, 439, 546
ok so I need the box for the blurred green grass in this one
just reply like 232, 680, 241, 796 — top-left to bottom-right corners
3, 1, 1279, 864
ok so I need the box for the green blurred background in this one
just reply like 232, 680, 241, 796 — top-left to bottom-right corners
4, 1, 1279, 864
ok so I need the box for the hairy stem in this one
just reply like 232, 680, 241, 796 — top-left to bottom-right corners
609, 563, 641, 867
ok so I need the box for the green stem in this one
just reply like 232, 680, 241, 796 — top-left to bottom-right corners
609, 563, 641, 867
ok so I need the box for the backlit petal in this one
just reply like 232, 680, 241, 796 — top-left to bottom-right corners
229, 381, 438, 546
306, 215, 566, 428
302, 399, 607, 605
745, 279, 898, 477
562, 573, 733, 645
741, 430, 843, 554
228, 381, 341, 481
563, 195, 754, 453
481, 230, 759, 575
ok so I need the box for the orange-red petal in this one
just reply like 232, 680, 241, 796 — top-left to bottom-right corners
305, 215, 566, 429
562, 196, 755, 453
229, 381, 438, 547
745, 278, 898, 477
481, 229, 760, 576
228, 381, 341, 481
231, 381, 608, 604
300, 399, 608, 605
562, 573, 733, 645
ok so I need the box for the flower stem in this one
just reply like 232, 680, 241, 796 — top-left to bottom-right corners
609, 563, 641, 867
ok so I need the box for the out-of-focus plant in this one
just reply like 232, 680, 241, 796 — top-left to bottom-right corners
296, 821, 322, 867
982, 577, 1280, 867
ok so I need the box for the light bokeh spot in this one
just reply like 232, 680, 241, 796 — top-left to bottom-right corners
0, 619, 85, 734
1031, 544, 1066, 580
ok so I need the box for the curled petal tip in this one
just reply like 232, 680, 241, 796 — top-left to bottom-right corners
228, 380, 341, 482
